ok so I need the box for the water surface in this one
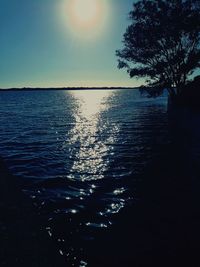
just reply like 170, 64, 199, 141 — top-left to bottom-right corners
0, 89, 169, 266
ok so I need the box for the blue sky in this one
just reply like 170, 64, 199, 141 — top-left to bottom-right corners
0, 0, 140, 88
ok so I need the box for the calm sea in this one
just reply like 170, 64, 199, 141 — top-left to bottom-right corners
0, 89, 170, 266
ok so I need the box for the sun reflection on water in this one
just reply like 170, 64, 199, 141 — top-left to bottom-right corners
71, 89, 110, 117
65, 90, 118, 182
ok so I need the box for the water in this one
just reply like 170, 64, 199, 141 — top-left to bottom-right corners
0, 89, 170, 266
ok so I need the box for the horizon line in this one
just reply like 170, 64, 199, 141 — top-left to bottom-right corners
0, 86, 139, 91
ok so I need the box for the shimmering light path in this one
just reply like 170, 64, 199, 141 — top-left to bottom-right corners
66, 90, 117, 181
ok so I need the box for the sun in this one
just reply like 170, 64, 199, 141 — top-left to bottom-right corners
60, 0, 109, 40
72, 0, 99, 25
69, 0, 103, 31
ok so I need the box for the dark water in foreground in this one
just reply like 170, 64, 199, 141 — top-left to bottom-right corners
0, 89, 200, 266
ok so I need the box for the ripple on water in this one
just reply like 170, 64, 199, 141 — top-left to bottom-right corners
0, 89, 168, 266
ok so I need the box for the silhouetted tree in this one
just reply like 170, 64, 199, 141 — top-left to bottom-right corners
116, 0, 200, 98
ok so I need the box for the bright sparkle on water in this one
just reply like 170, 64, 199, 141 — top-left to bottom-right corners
65, 90, 119, 182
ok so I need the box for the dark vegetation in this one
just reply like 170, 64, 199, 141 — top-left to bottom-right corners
116, 0, 200, 103
170, 75, 200, 107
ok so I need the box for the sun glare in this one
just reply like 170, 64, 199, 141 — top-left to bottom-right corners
60, 0, 109, 40
72, 0, 99, 25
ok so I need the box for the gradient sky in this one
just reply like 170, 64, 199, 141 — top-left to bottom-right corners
0, 0, 141, 88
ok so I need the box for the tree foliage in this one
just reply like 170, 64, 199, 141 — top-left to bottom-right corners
116, 0, 200, 97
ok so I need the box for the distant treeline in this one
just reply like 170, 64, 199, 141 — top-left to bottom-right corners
0, 87, 137, 91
